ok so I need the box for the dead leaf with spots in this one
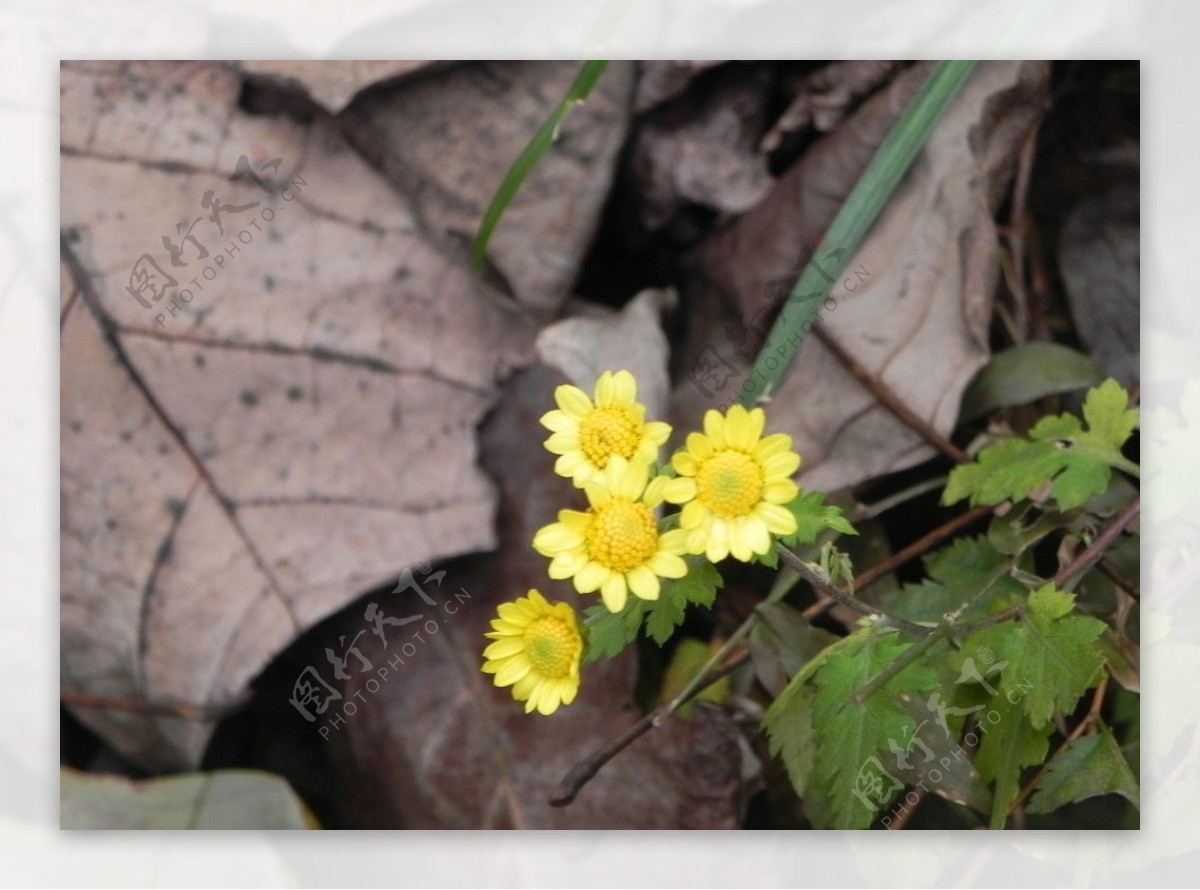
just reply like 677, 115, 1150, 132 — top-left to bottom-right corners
59, 60, 620, 769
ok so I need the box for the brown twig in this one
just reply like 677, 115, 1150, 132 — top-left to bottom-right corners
548, 652, 750, 807
1097, 557, 1140, 600
777, 547, 933, 637
802, 504, 993, 622
815, 327, 970, 463
61, 691, 245, 721
1053, 499, 1141, 587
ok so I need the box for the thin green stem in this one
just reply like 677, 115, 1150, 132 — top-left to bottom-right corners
741, 60, 978, 406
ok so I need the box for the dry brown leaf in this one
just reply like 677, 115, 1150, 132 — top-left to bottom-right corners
535, 287, 676, 420
342, 61, 635, 311
630, 65, 773, 232
61, 60, 626, 768
760, 61, 901, 152
1060, 181, 1140, 387
238, 61, 436, 114
677, 61, 1051, 492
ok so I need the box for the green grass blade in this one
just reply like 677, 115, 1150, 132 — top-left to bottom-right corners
471, 60, 610, 272
742, 60, 979, 407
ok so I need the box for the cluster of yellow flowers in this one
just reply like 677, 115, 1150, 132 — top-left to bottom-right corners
481, 370, 804, 714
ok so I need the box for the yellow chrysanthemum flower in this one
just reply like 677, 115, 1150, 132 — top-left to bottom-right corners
533, 455, 689, 613
663, 405, 801, 562
540, 369, 672, 487
481, 589, 583, 715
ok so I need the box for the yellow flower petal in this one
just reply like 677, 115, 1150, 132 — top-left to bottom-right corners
533, 521, 583, 554
555, 384, 593, 418
673, 452, 699, 476
544, 431, 581, 455
595, 371, 615, 407
680, 498, 708, 529
601, 573, 628, 612
645, 420, 671, 445
628, 565, 660, 601
483, 637, 527, 659
686, 431, 714, 461
575, 560, 609, 593
744, 514, 772, 555
703, 409, 727, 449
756, 501, 798, 535
643, 474, 668, 508
540, 409, 577, 434
763, 452, 801, 479
664, 476, 698, 504
494, 658, 532, 687
763, 479, 799, 504
726, 407, 765, 451
754, 432, 794, 461
584, 480, 612, 507
611, 370, 638, 404
647, 550, 688, 578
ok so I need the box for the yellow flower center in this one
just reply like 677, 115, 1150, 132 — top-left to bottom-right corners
696, 450, 764, 517
579, 407, 640, 468
586, 498, 659, 572
524, 616, 579, 679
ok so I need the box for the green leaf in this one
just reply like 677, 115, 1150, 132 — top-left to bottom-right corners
1026, 729, 1139, 815
881, 536, 1027, 624
960, 585, 1107, 729
972, 696, 1053, 829
961, 342, 1103, 422
945, 379, 1139, 510
809, 629, 940, 829
762, 630, 865, 799
643, 560, 722, 645
749, 602, 840, 697
471, 60, 610, 271
60, 767, 318, 829
582, 559, 722, 658
582, 599, 645, 662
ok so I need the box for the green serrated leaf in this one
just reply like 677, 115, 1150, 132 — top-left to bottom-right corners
973, 696, 1053, 829
881, 536, 1027, 624
808, 629, 941, 829
960, 584, 1107, 729
1026, 729, 1139, 815
643, 560, 722, 646
779, 491, 859, 549
945, 379, 1139, 511
582, 600, 645, 662
762, 629, 867, 799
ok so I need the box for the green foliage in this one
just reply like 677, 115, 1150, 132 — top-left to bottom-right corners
764, 627, 941, 829
881, 536, 1027, 623
972, 696, 1054, 829
945, 379, 1139, 510
582, 560, 722, 662
960, 342, 1102, 422
1026, 729, 1139, 815
960, 585, 1107, 729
